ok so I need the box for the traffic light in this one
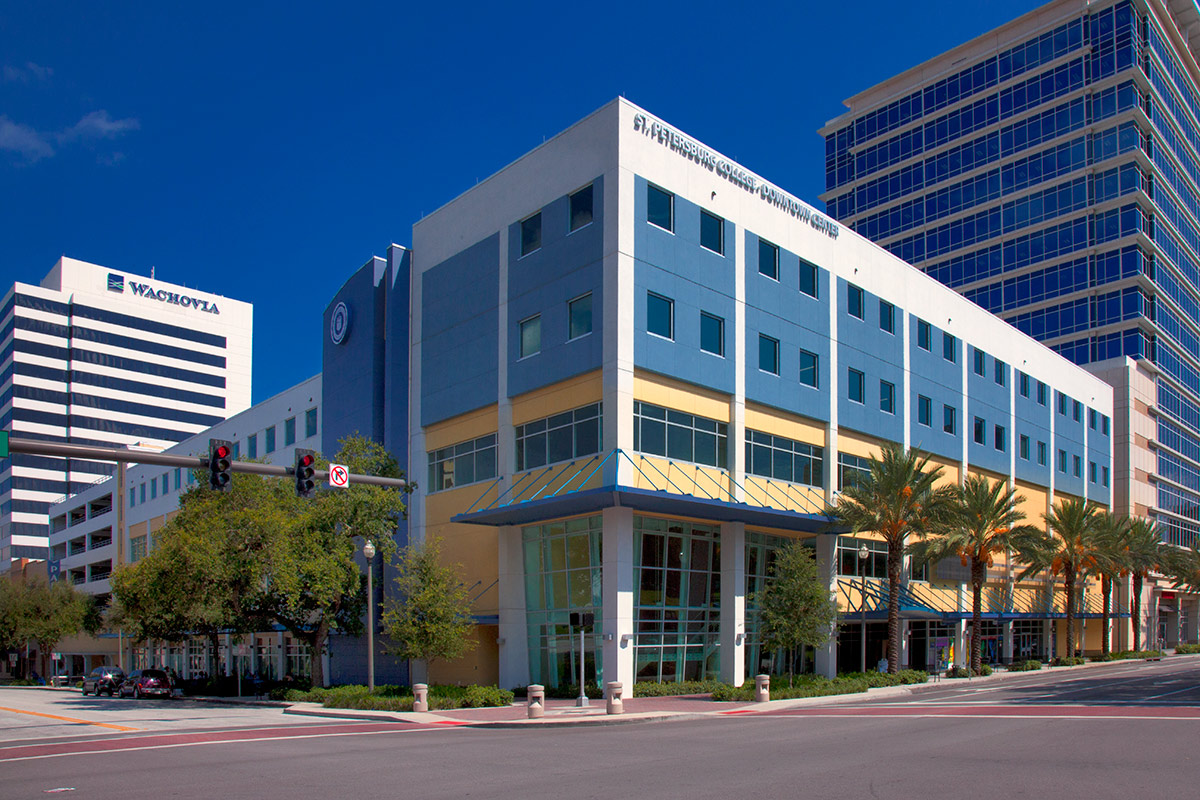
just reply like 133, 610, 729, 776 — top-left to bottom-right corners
294, 449, 316, 498
208, 439, 233, 491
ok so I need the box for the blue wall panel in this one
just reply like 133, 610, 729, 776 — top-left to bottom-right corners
837, 279, 903, 442
323, 259, 386, 456
966, 345, 1012, 476
1053, 390, 1086, 497
908, 317, 963, 462
1014, 372, 1053, 486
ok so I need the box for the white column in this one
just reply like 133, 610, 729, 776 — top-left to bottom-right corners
814, 534, 838, 678
1002, 621, 1014, 664
954, 584, 968, 667
719, 522, 746, 686
601, 506, 635, 696
497, 525, 530, 689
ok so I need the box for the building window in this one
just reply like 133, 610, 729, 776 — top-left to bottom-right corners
837, 536, 889, 578
1073, 400, 1081, 422
162, 474, 169, 494
521, 211, 542, 256
1058, 393, 1066, 415
838, 452, 872, 491
1057, 449, 1067, 473
285, 417, 297, 446
569, 184, 593, 232
1073, 455, 1081, 477
995, 359, 1006, 386
1019, 372, 1030, 397
700, 210, 724, 254
944, 405, 957, 435
994, 425, 1006, 452
1103, 466, 1109, 486
848, 284, 864, 319
1038, 382, 1047, 405
943, 333, 957, 363
150, 480, 157, 500
428, 434, 498, 491
1020, 434, 1030, 460
232, 441, 240, 460
633, 401, 727, 468
1089, 409, 1097, 430
647, 292, 674, 339
248, 433, 258, 459
174, 468, 181, 490
1089, 461, 1097, 483
129, 488, 135, 507
799, 349, 819, 388
848, 368, 865, 403
974, 348, 986, 377
1102, 415, 1110, 435
879, 300, 894, 334
520, 315, 542, 358
918, 395, 931, 426
880, 380, 895, 414
974, 417, 986, 445
647, 184, 673, 232
799, 259, 818, 298
568, 294, 593, 340
265, 425, 276, 454
745, 430, 823, 487
759, 334, 779, 375
700, 312, 724, 356
516, 403, 601, 470
759, 239, 779, 280
1038, 441, 1047, 465
917, 319, 931, 351
305, 407, 318, 438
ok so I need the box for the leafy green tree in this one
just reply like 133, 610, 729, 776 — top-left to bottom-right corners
0, 579, 25, 656
382, 536, 474, 669
825, 443, 958, 674
754, 540, 836, 686
910, 474, 1043, 675
21, 577, 91, 676
1118, 517, 1168, 652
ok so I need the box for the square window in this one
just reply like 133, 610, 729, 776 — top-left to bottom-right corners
994, 359, 1006, 386
848, 284, 864, 319
647, 293, 673, 339
759, 334, 780, 374
569, 293, 593, 340
974, 348, 986, 376
1073, 455, 1081, 477
799, 349, 819, 387
700, 312, 724, 356
799, 259, 818, 298
879, 300, 894, 334
1020, 434, 1030, 460
943, 405, 957, 434
700, 210, 724, 254
974, 416, 986, 445
918, 395, 931, 426
759, 239, 779, 280
880, 380, 895, 413
1038, 441, 1047, 465
520, 212, 542, 256
285, 417, 296, 446
848, 368, 865, 403
647, 184, 673, 231
1038, 382, 1047, 405
994, 424, 1006, 451
1020, 372, 1030, 397
570, 184, 594, 232
917, 319, 931, 351
520, 315, 542, 358
305, 407, 318, 438
943, 333, 957, 362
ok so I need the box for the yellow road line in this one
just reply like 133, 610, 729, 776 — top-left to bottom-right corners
0, 706, 139, 732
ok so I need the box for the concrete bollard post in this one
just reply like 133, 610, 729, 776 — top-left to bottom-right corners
412, 683, 429, 713
527, 684, 545, 719
755, 674, 770, 702
606, 681, 624, 715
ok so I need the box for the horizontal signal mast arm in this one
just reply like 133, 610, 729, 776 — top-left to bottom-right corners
7, 437, 410, 489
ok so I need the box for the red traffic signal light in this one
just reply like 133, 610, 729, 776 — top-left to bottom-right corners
294, 449, 316, 498
208, 439, 233, 491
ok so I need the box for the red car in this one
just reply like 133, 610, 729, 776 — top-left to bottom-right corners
117, 668, 172, 699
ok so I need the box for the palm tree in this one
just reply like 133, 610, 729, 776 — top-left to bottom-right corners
826, 443, 958, 674
1116, 517, 1168, 652
910, 474, 1043, 675
1093, 511, 1129, 659
1021, 498, 1104, 661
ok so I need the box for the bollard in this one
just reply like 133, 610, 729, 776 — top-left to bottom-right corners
606, 681, 624, 715
755, 674, 770, 702
412, 683, 429, 713
527, 684, 545, 719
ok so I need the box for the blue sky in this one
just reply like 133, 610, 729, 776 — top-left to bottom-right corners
0, 0, 1045, 404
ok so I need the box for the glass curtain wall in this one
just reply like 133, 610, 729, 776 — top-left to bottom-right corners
744, 532, 817, 676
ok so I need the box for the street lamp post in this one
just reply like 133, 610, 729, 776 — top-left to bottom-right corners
859, 543, 870, 674
363, 539, 376, 693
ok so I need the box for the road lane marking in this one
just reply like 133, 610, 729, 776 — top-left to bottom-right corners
1144, 685, 1199, 700
0, 706, 138, 732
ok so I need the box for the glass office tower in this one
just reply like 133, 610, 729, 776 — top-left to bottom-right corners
823, 0, 1200, 549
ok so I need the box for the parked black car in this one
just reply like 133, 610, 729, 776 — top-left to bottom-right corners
117, 668, 172, 699
81, 666, 126, 697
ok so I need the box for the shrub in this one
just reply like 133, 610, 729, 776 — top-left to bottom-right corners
1051, 656, 1086, 667
633, 679, 724, 697
711, 674, 871, 701
945, 666, 970, 678
1175, 644, 1200, 655
277, 683, 512, 711
1007, 659, 1042, 672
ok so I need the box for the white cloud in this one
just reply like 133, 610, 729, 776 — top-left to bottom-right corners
59, 110, 140, 142
3, 62, 53, 83
0, 116, 54, 162
0, 109, 139, 165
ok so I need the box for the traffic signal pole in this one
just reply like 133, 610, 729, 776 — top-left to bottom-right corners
5, 436, 410, 490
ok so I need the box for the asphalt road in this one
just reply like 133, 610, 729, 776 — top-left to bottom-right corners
5, 658, 1200, 800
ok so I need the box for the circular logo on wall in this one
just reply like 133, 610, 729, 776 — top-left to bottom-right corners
330, 302, 351, 345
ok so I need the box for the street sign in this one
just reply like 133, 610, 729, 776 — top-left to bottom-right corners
328, 463, 349, 489
0, 430, 8, 458
8, 653, 17, 665
52, 652, 61, 660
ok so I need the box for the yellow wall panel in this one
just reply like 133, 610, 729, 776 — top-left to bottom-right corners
744, 404, 825, 445
429, 625, 498, 686
634, 372, 730, 421
511, 370, 603, 426
836, 432, 883, 459
425, 406, 499, 453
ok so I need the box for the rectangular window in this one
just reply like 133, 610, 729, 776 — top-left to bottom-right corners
1073, 455, 1081, 477
700, 312, 724, 356
633, 400, 728, 468
174, 468, 181, 490
520, 315, 542, 358
305, 407, 318, 438
838, 453, 872, 491
265, 425, 276, 454
1102, 415, 1110, 435
150, 480, 157, 500
129, 488, 135, 507
647, 292, 673, 339
1058, 449, 1067, 473
569, 184, 593, 231
759, 239, 779, 280
1073, 400, 1081, 422
759, 334, 779, 375
162, 474, 169, 494
520, 211, 542, 256
917, 319, 931, 351
944, 405, 957, 434
1038, 441, 1047, 465
799, 259, 818, 298
1102, 466, 1109, 486
248, 433, 258, 459
515, 403, 602, 470
847, 284, 864, 319
994, 359, 1006, 386
429, 433, 498, 490
918, 395, 931, 426
700, 210, 724, 254
943, 333, 957, 362
647, 184, 673, 231
799, 349, 819, 388
1089, 409, 1097, 430
1038, 382, 1047, 405
285, 417, 296, 446
880, 380, 895, 413
745, 429, 824, 487
1089, 461, 1097, 483
1058, 393, 1066, 415
1020, 434, 1030, 460
974, 416, 986, 445
1020, 372, 1030, 397
879, 300, 894, 334
568, 293, 593, 340
140, 484, 146, 503
974, 348, 986, 376
848, 368, 865, 403
232, 442, 240, 460
994, 425, 1006, 451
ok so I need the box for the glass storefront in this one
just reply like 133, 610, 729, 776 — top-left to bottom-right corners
745, 532, 816, 676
